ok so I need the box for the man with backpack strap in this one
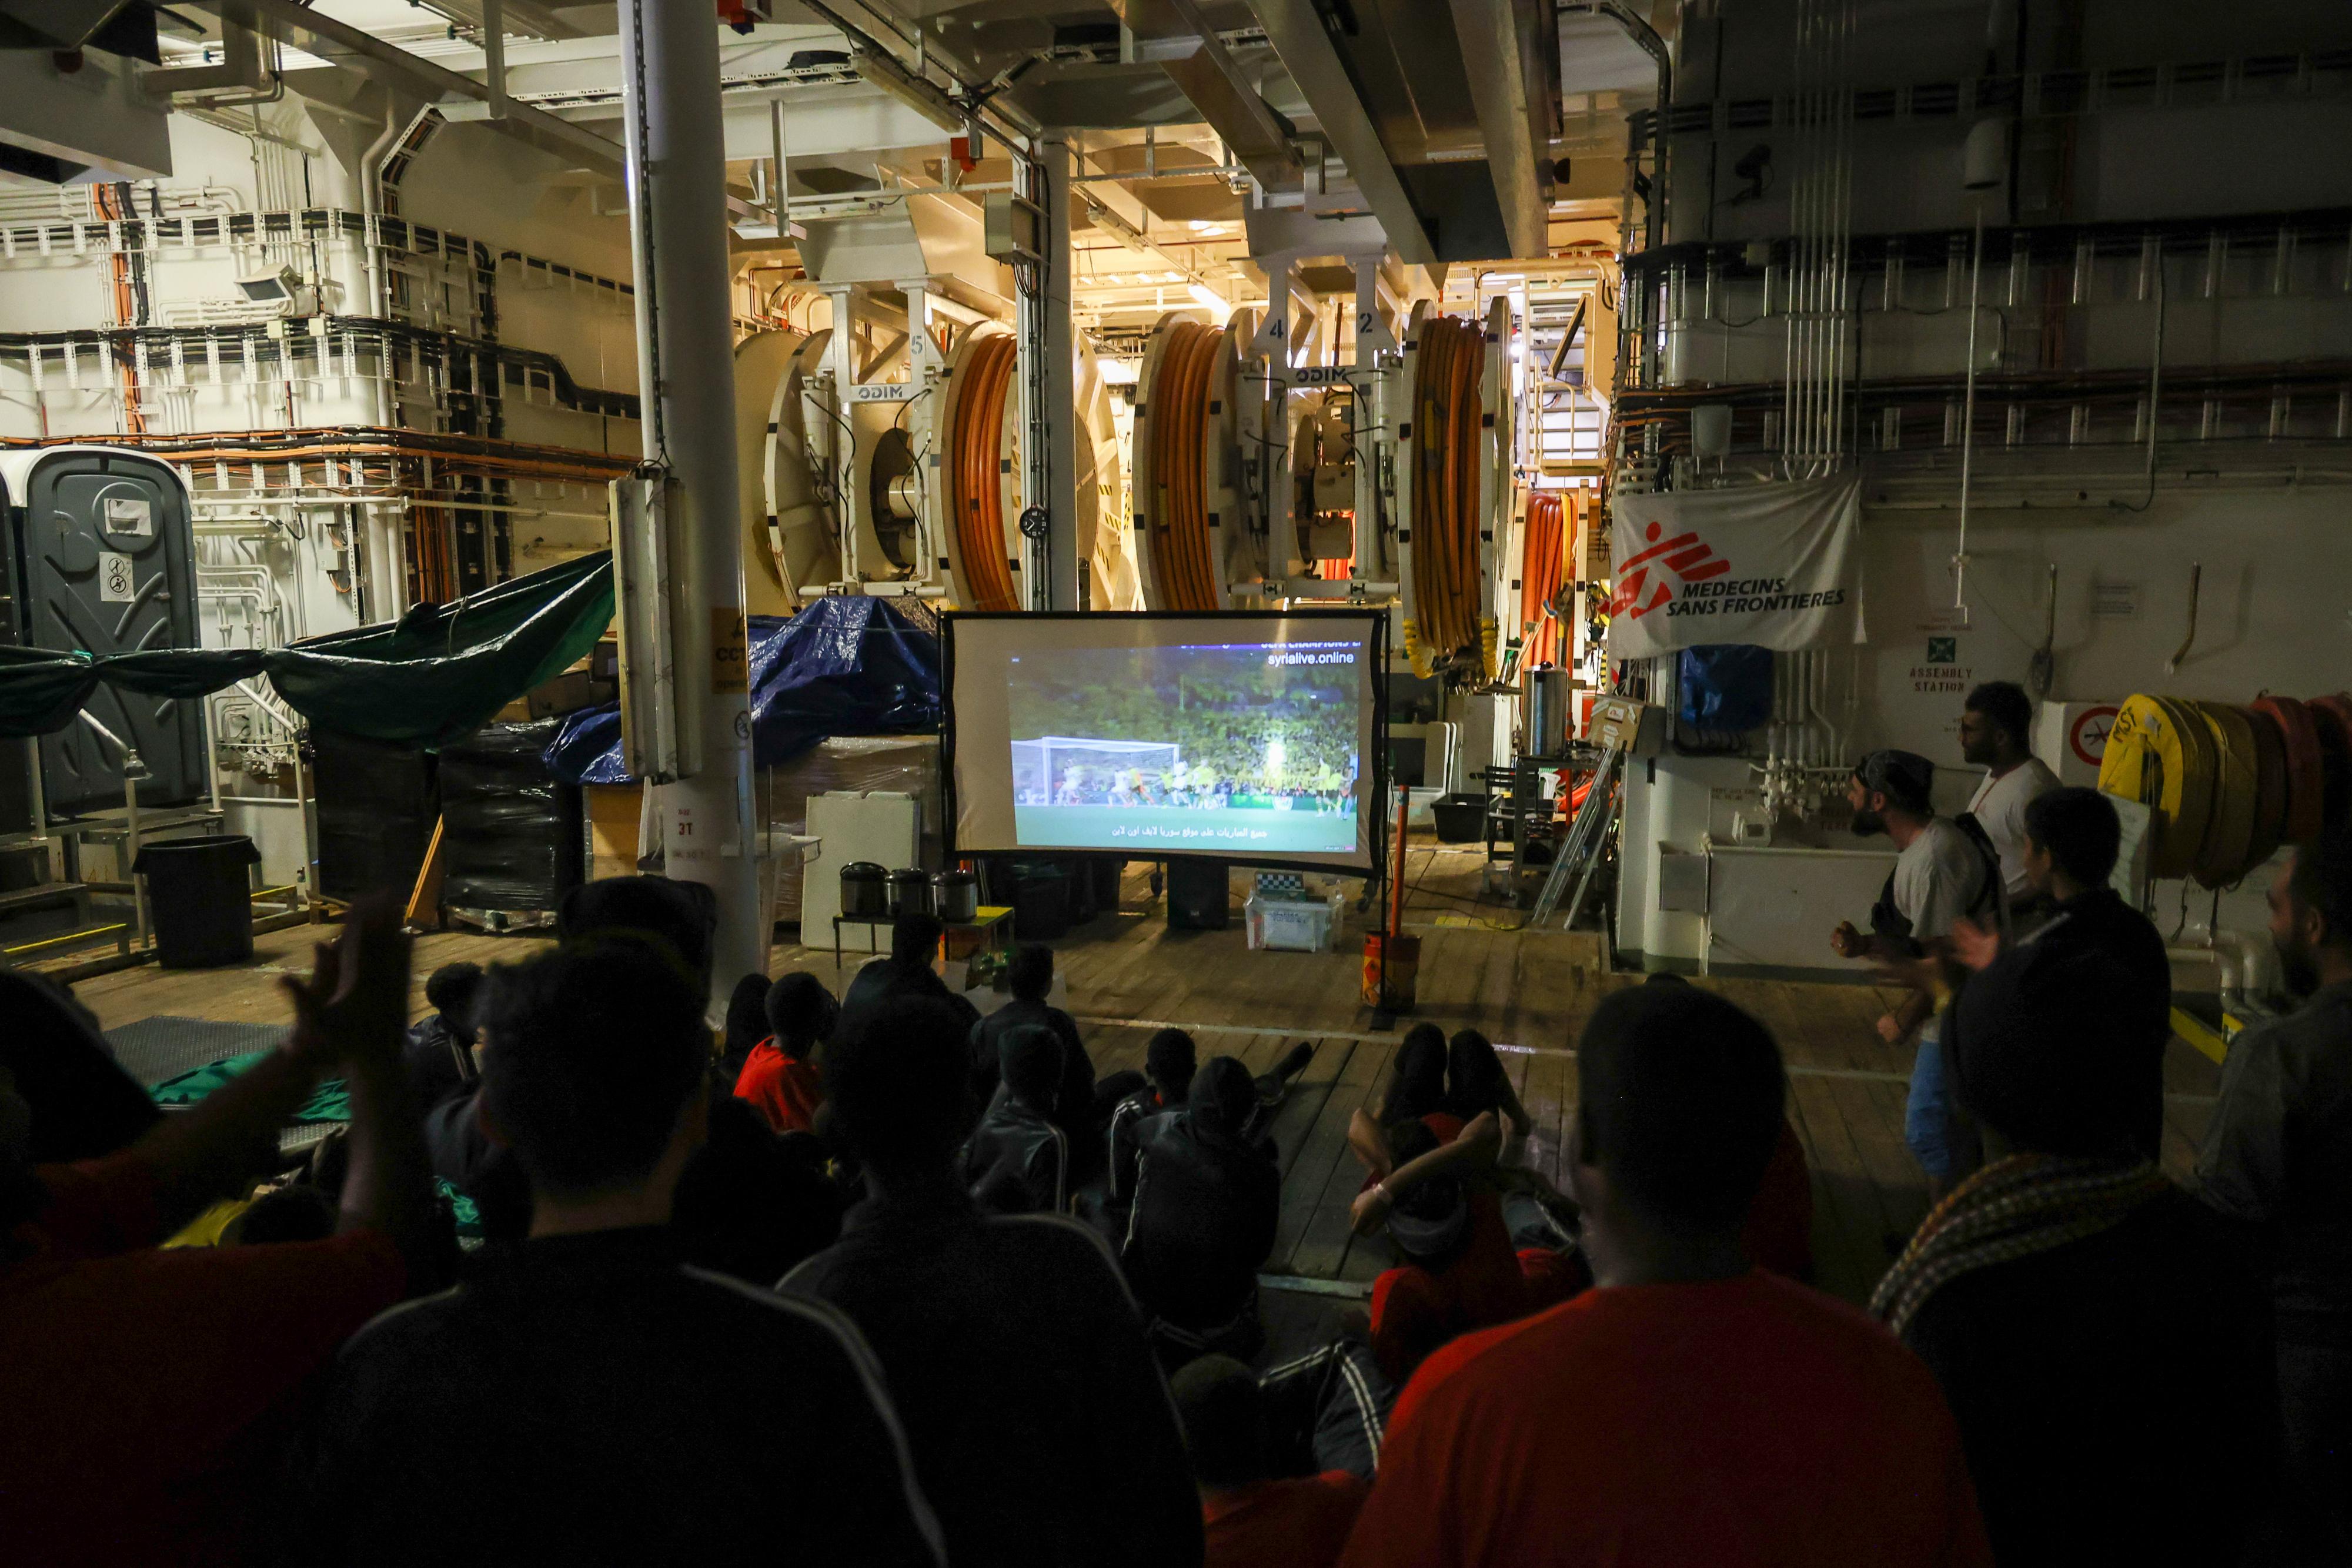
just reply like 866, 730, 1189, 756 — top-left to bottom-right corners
1831, 748, 2002, 1201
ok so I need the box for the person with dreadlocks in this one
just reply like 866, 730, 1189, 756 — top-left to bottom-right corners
1875, 937, 2276, 1566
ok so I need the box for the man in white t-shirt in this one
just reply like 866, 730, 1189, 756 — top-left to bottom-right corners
1960, 681, 2060, 907
1830, 749, 2000, 1199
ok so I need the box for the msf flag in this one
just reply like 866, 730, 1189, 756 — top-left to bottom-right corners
1606, 473, 1866, 660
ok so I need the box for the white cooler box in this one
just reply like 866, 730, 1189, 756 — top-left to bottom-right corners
1245, 892, 1344, 952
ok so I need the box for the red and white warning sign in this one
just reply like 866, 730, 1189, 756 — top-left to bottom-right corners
2034, 701, 2122, 786
2070, 705, 2119, 767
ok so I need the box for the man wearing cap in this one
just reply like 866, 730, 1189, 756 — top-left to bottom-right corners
1875, 937, 2274, 1566
1831, 749, 2000, 1199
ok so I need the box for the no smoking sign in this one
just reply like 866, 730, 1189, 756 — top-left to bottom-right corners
2069, 705, 2119, 767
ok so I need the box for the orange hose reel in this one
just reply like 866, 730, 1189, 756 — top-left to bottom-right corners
1519, 492, 1568, 667
1409, 315, 1487, 667
1144, 319, 1225, 612
949, 332, 1021, 611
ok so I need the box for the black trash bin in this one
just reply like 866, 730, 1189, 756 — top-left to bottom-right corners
134, 835, 261, 969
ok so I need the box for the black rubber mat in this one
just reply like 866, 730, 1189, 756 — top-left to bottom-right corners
105, 1015, 289, 1088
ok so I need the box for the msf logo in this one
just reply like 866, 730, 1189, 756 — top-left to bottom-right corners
1611, 521, 1730, 620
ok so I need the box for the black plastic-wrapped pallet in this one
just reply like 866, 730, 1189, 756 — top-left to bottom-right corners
437, 719, 583, 914
312, 728, 438, 902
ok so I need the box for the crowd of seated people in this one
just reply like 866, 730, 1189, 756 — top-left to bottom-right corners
5, 810, 2351, 1566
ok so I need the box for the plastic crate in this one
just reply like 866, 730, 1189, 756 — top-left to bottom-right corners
1245, 892, 1343, 952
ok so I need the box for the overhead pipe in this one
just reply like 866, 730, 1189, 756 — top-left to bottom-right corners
1569, 2, 1671, 255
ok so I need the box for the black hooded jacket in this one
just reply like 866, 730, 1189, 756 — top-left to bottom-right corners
962, 1028, 1069, 1215
1120, 1059, 1280, 1330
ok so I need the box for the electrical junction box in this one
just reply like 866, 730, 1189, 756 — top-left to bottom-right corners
983, 193, 1043, 266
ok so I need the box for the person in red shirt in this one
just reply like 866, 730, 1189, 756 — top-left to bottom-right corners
1174, 1353, 1367, 1568
1351, 1116, 1580, 1382
734, 971, 836, 1135
0, 900, 441, 1568
1341, 983, 1992, 1568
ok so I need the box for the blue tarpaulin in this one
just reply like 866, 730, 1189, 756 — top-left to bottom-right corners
544, 595, 942, 785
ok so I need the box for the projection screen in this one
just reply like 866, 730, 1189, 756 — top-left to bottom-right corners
944, 611, 1388, 874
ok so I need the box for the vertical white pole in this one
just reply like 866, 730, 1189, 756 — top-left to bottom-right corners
1038, 137, 1080, 610
619, 0, 762, 1002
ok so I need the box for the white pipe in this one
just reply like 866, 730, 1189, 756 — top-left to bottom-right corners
1953, 209, 1983, 611
619, 0, 763, 1004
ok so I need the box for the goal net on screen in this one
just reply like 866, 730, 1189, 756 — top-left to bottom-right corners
1011, 737, 1182, 803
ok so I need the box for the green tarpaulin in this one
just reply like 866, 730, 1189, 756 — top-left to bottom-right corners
0, 550, 614, 750
149, 1052, 351, 1124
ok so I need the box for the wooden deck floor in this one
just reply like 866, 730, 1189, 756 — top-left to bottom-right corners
61, 840, 2224, 1328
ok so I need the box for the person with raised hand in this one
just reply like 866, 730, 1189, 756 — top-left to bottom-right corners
1, 898, 438, 1567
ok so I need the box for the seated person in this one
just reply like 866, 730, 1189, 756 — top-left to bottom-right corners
1104, 1028, 1198, 1217
1441, 1027, 1578, 1252
2, 901, 439, 1566
1351, 1118, 1581, 1385
964, 1025, 1068, 1215
734, 972, 836, 1136
716, 972, 772, 1089
425, 875, 719, 1243
1123, 1058, 1281, 1368
1882, 938, 2276, 1565
970, 944, 1091, 1127
1645, 974, 1815, 1279
841, 911, 980, 1044
1173, 1354, 1367, 1568
1257, 1335, 1396, 1482
1339, 984, 1991, 1568
783, 992, 1202, 1568
671, 1093, 844, 1287
1348, 1027, 1454, 1186
1444, 1029, 1531, 1144
0, 969, 159, 1163
279, 937, 944, 1567
401, 961, 484, 1112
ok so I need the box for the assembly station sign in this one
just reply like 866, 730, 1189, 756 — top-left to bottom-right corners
1606, 473, 1866, 660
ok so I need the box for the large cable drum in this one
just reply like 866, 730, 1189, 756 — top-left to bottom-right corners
1396, 298, 1510, 682
935, 327, 1139, 612
1132, 310, 1258, 610
732, 327, 837, 612
1075, 349, 1141, 611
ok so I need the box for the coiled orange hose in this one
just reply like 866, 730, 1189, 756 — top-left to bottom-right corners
952, 333, 1020, 611
1520, 492, 1566, 667
1148, 320, 1224, 611
1411, 316, 1485, 663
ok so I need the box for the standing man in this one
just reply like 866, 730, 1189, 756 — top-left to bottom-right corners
1830, 749, 2000, 1199
1934, 788, 2173, 1161
2197, 827, 2352, 1556
1959, 682, 2060, 914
